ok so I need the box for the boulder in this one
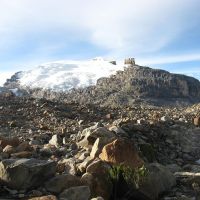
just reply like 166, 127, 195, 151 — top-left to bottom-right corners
16, 141, 33, 152
83, 160, 113, 200
57, 158, 77, 175
78, 127, 115, 149
139, 163, 176, 200
90, 137, 115, 159
0, 158, 56, 189
0, 136, 20, 149
86, 160, 111, 175
78, 156, 94, 173
81, 172, 94, 191
59, 186, 91, 200
99, 139, 144, 169
45, 174, 81, 194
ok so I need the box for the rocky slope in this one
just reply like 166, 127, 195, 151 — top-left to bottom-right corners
1, 61, 200, 199
1, 95, 200, 199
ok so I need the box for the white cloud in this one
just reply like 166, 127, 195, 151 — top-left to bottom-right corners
0, 0, 199, 56
137, 53, 200, 65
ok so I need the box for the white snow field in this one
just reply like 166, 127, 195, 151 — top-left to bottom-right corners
17, 58, 124, 91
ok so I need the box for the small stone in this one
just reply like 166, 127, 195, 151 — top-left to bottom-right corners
91, 197, 104, 200
161, 116, 169, 122
11, 151, 33, 158
193, 117, 200, 126
18, 194, 25, 198
28, 195, 57, 200
3, 145, 16, 154
108, 126, 128, 137
29, 140, 41, 145
49, 134, 62, 147
28, 190, 43, 197
16, 141, 33, 152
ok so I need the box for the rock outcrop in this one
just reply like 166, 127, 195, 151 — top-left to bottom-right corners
0, 158, 56, 190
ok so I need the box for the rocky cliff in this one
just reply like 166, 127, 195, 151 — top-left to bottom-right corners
61, 65, 200, 106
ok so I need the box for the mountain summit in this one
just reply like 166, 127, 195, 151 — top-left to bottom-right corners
3, 58, 200, 105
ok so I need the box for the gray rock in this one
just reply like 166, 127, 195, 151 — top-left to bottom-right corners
59, 186, 91, 200
0, 158, 56, 190
166, 164, 182, 173
78, 127, 115, 149
108, 126, 128, 137
85, 160, 113, 200
45, 174, 81, 194
78, 156, 94, 173
139, 163, 176, 200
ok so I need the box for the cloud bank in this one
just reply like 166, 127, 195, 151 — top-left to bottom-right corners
0, 0, 199, 57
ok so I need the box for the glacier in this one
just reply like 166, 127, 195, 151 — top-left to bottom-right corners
15, 58, 124, 92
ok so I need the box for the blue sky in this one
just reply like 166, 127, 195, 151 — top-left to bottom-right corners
0, 0, 200, 83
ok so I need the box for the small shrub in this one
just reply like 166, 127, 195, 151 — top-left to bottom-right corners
109, 164, 148, 199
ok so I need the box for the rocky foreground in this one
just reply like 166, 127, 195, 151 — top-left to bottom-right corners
1, 95, 200, 200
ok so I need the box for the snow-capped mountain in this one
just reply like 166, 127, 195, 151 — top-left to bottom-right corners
5, 58, 124, 92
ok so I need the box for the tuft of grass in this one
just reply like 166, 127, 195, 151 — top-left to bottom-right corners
109, 164, 148, 199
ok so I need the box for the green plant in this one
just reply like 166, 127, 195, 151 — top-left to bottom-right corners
109, 164, 148, 199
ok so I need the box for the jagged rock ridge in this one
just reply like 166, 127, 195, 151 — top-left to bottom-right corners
62, 65, 200, 106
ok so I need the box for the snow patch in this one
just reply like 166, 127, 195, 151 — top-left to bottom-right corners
18, 58, 125, 91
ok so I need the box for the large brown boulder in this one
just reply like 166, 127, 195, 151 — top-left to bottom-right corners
99, 139, 144, 169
